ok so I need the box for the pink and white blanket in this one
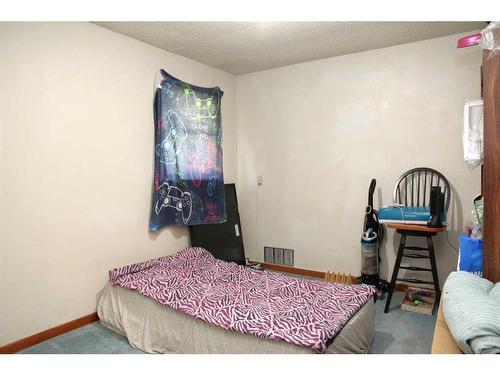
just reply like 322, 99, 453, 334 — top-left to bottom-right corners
109, 247, 376, 352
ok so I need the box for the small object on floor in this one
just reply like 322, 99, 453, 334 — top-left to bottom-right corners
246, 261, 263, 270
376, 280, 389, 300
401, 287, 436, 316
356, 276, 388, 300
325, 271, 353, 284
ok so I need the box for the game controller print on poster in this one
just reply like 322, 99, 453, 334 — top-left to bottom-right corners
149, 69, 226, 230
185, 87, 220, 121
155, 182, 192, 224
155, 110, 187, 164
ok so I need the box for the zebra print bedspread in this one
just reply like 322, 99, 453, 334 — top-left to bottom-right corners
109, 247, 376, 352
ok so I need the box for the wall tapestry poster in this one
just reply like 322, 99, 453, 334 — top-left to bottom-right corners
149, 69, 226, 230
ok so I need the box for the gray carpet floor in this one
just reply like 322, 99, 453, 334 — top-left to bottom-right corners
20, 291, 436, 354
370, 291, 437, 354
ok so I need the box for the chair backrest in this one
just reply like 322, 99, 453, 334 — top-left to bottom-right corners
393, 167, 451, 212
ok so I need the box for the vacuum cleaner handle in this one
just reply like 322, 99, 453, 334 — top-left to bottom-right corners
365, 179, 377, 231
368, 179, 376, 209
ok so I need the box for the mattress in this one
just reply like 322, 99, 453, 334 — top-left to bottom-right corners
97, 282, 375, 354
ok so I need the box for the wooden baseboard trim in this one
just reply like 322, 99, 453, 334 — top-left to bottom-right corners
256, 261, 326, 279
253, 260, 411, 291
0, 312, 99, 354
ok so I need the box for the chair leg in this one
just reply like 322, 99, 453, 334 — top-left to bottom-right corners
427, 235, 441, 315
384, 233, 406, 313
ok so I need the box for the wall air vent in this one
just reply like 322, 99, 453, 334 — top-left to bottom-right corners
264, 247, 294, 266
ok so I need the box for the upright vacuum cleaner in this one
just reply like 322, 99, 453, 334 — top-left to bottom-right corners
359, 179, 389, 299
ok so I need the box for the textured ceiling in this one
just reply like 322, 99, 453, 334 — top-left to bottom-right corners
94, 22, 485, 75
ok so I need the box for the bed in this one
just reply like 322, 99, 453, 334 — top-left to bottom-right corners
97, 247, 376, 354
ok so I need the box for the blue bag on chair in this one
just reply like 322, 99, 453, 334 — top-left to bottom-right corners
459, 235, 483, 276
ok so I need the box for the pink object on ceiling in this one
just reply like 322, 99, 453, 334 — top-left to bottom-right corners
457, 33, 482, 48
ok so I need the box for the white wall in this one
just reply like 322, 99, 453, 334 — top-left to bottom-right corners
236, 33, 482, 286
0, 22, 236, 345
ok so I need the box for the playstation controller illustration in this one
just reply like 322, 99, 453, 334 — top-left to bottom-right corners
184, 87, 220, 121
155, 110, 188, 164
155, 182, 192, 224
